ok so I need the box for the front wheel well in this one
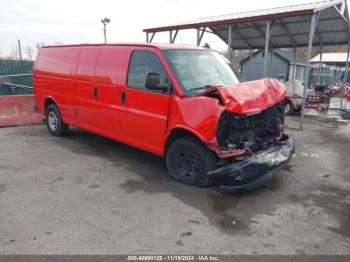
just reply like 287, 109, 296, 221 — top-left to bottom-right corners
165, 128, 206, 154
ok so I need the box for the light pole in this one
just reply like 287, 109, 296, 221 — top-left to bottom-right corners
101, 17, 111, 43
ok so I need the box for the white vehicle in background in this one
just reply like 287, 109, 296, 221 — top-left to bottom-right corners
283, 80, 304, 115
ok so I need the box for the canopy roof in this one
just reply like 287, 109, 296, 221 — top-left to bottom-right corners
144, 0, 350, 49
311, 52, 349, 65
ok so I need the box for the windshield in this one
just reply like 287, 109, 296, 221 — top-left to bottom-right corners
221, 55, 246, 82
163, 49, 239, 96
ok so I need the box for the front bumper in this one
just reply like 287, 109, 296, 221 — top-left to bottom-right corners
207, 136, 295, 194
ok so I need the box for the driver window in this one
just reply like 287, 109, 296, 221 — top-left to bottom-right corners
127, 51, 169, 92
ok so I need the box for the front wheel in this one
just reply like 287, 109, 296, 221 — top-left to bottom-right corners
45, 104, 69, 137
166, 137, 217, 187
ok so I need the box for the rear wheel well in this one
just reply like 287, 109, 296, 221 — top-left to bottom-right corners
165, 128, 205, 154
45, 98, 56, 110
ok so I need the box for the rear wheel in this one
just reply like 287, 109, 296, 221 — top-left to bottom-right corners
166, 137, 217, 187
45, 104, 69, 136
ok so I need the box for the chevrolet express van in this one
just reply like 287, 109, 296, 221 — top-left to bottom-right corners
34, 43, 294, 193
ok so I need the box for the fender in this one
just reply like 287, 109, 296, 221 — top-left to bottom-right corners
165, 124, 209, 145
43, 96, 60, 115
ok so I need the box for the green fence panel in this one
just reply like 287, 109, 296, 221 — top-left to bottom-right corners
309, 68, 344, 87
0, 59, 34, 95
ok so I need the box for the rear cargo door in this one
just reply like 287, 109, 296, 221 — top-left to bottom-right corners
35, 47, 80, 122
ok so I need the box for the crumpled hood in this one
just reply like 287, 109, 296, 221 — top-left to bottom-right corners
214, 78, 286, 115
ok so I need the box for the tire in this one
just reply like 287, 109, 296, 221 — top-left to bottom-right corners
166, 137, 217, 187
284, 101, 294, 115
45, 104, 69, 137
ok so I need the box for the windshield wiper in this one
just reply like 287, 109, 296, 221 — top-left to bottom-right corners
189, 85, 222, 93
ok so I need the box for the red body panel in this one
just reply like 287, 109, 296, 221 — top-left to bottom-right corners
34, 43, 286, 157
75, 46, 100, 127
35, 46, 81, 123
217, 79, 286, 115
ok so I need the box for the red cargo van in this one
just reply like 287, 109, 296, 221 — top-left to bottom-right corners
34, 43, 294, 193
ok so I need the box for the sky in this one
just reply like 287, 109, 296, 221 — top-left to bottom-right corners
0, 0, 339, 58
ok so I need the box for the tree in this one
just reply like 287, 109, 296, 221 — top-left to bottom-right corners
9, 46, 19, 60
24, 46, 35, 61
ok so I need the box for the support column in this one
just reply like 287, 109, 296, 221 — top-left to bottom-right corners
228, 25, 233, 61
300, 13, 317, 131
196, 28, 205, 46
332, 64, 335, 83
317, 44, 323, 84
148, 32, 155, 43
342, 38, 350, 109
292, 46, 297, 80
263, 21, 271, 77
196, 29, 200, 46
345, 39, 350, 81
269, 48, 274, 76
169, 30, 179, 44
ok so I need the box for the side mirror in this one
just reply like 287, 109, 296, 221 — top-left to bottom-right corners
145, 72, 168, 92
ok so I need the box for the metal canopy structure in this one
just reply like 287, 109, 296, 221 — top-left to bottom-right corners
143, 0, 350, 130
144, 0, 349, 49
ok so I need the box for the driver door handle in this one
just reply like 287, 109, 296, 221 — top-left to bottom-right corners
121, 91, 126, 104
93, 86, 98, 99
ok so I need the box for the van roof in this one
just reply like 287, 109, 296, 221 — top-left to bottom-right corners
41, 43, 207, 51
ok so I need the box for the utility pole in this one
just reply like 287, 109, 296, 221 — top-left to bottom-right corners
101, 18, 111, 43
18, 39, 23, 61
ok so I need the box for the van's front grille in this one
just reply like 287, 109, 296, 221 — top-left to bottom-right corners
216, 104, 284, 151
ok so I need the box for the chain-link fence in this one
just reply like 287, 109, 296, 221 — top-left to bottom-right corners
0, 59, 34, 95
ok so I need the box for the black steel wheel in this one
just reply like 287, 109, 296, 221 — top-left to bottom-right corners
166, 137, 217, 187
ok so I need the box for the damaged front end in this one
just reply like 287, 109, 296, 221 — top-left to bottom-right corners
206, 82, 295, 193
208, 134, 294, 194
216, 103, 286, 157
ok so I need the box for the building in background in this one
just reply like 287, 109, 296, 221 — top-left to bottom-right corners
240, 49, 306, 82
310, 52, 348, 86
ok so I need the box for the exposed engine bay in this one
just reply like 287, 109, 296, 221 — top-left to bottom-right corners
216, 104, 285, 154
195, 79, 294, 193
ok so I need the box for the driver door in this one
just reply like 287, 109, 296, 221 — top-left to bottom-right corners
120, 50, 171, 155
